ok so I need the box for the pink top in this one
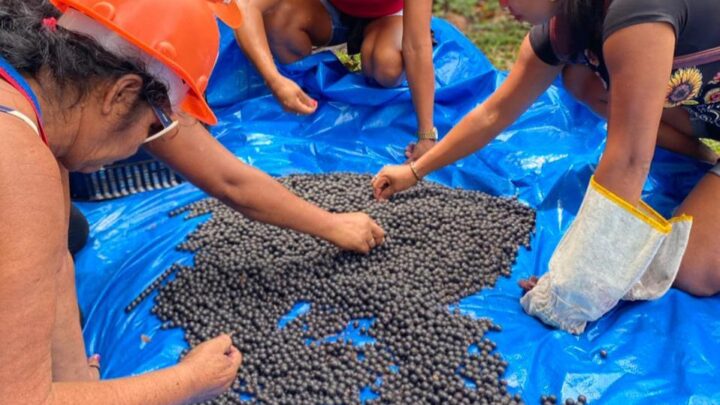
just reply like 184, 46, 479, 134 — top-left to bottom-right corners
330, 0, 403, 18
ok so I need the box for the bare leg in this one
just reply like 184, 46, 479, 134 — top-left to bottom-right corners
361, 15, 405, 88
263, 0, 332, 64
657, 107, 718, 163
673, 173, 720, 296
562, 65, 718, 163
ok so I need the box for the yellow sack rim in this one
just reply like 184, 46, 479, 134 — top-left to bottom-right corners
589, 176, 692, 235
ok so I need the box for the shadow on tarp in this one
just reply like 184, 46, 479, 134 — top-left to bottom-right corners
74, 19, 719, 403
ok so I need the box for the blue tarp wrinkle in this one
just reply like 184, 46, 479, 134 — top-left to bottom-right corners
74, 19, 719, 403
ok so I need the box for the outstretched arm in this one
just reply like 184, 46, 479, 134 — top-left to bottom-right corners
373, 35, 561, 199
145, 119, 384, 253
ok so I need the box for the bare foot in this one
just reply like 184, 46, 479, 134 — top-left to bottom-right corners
87, 354, 101, 380
518, 276, 539, 294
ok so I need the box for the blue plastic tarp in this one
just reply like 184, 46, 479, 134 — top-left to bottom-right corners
75, 19, 720, 403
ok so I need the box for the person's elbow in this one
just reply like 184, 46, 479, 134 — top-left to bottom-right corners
471, 102, 505, 134
213, 174, 254, 211
211, 169, 268, 219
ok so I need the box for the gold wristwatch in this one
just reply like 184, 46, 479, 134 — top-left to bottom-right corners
417, 127, 438, 141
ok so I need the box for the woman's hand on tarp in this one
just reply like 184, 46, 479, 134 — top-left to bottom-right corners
180, 334, 243, 403
325, 212, 385, 254
405, 139, 436, 161
269, 76, 318, 115
372, 164, 418, 201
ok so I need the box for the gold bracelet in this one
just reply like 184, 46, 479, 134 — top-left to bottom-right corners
409, 161, 422, 181
417, 127, 438, 141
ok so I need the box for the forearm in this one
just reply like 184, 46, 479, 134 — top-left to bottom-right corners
49, 366, 194, 405
403, 42, 435, 133
233, 1, 284, 88
412, 104, 506, 177
215, 165, 337, 240
594, 136, 654, 205
146, 124, 337, 243
411, 35, 560, 178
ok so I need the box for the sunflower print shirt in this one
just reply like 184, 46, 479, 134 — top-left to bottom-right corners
530, 0, 720, 132
664, 66, 720, 129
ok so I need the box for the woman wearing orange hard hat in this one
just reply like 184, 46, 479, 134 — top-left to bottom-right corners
0, 0, 384, 404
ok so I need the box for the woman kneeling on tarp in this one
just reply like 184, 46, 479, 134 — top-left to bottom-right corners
373, 0, 720, 333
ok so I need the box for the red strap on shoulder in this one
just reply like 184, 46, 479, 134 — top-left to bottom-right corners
0, 69, 49, 146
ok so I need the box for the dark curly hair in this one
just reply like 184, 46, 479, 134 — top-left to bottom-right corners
0, 0, 169, 123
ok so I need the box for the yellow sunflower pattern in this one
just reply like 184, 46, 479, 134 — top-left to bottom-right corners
665, 67, 703, 108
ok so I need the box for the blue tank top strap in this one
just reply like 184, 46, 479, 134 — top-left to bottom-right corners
0, 55, 43, 116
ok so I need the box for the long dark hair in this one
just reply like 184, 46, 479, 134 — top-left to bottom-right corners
0, 0, 168, 115
562, 0, 605, 53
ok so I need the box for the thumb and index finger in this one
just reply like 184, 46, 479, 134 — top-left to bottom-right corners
203, 334, 234, 351
372, 171, 388, 197
370, 221, 385, 245
372, 175, 396, 201
226, 345, 242, 368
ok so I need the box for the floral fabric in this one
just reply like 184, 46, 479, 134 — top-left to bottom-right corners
529, 0, 720, 131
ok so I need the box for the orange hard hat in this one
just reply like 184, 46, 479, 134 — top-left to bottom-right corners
207, 0, 244, 29
50, 0, 244, 125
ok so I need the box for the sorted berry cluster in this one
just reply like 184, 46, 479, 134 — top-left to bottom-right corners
144, 173, 536, 404
126, 264, 183, 313
540, 394, 588, 405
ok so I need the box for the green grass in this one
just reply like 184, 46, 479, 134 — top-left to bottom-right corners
335, 51, 362, 72
333, 1, 528, 72
435, 0, 529, 70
